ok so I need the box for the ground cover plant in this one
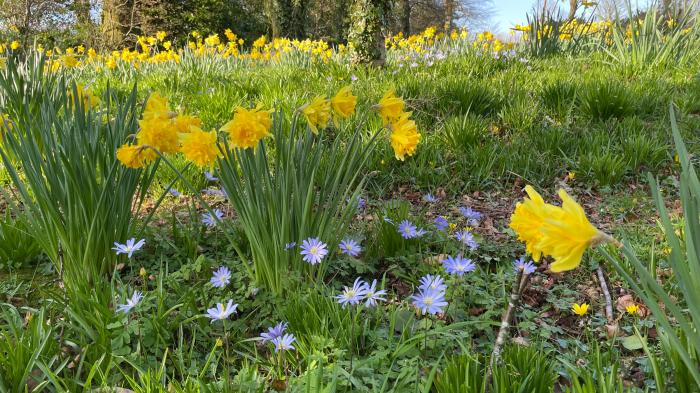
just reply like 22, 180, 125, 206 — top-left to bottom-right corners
1, 1, 700, 392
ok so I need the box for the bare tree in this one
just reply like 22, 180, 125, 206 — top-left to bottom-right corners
0, 0, 73, 45
568, 0, 579, 20
457, 0, 495, 30
596, 0, 626, 20
443, 0, 455, 30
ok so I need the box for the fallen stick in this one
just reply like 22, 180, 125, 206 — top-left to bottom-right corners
484, 269, 531, 393
596, 266, 614, 324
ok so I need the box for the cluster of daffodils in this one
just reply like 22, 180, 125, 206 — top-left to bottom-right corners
116, 87, 420, 180
509, 185, 615, 273
374, 90, 421, 161
473, 31, 514, 54
386, 27, 469, 53
0, 26, 519, 75
511, 16, 694, 46
116, 92, 216, 169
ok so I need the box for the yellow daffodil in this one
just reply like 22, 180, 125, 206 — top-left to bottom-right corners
179, 127, 219, 168
376, 90, 404, 125
220, 106, 272, 149
137, 118, 180, 155
626, 304, 639, 315
156, 31, 167, 41
330, 86, 357, 125
116, 144, 151, 168
142, 93, 171, 120
539, 189, 607, 272
172, 114, 202, 134
572, 303, 589, 316
389, 112, 420, 161
510, 186, 614, 273
10, 41, 20, 50
301, 96, 331, 134
509, 185, 562, 262
69, 84, 101, 110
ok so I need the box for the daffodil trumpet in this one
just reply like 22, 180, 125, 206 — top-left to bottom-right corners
510, 186, 620, 273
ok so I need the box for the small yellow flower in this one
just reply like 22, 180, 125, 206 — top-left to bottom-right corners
179, 127, 219, 168
330, 86, 357, 125
301, 96, 331, 134
389, 112, 420, 161
116, 144, 151, 168
626, 304, 639, 315
567, 171, 576, 181
156, 31, 167, 41
215, 338, 223, 347
10, 41, 20, 50
220, 106, 272, 149
139, 267, 147, 277
572, 303, 589, 316
376, 90, 405, 125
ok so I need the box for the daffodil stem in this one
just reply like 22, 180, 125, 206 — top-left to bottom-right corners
350, 307, 356, 373
484, 269, 530, 393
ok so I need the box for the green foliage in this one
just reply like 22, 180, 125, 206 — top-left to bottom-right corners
435, 346, 557, 393
139, 0, 267, 45
523, 5, 593, 58
601, 106, 700, 388
438, 79, 502, 117
577, 148, 628, 187
578, 80, 634, 121
540, 80, 577, 120
442, 114, 490, 152
434, 353, 483, 393
0, 305, 62, 392
217, 113, 376, 294
562, 342, 630, 393
0, 208, 42, 270
0, 55, 161, 294
603, 4, 700, 74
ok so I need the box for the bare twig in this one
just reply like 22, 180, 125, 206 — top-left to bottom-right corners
484, 269, 531, 393
596, 265, 614, 324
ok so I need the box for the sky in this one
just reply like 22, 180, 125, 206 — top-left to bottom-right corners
490, 0, 573, 32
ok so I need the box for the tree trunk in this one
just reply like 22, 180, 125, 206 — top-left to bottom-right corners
443, 0, 454, 31
400, 0, 410, 36
101, 0, 135, 49
568, 0, 578, 20
74, 0, 92, 26
266, 0, 308, 39
661, 0, 672, 17
348, 0, 389, 65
